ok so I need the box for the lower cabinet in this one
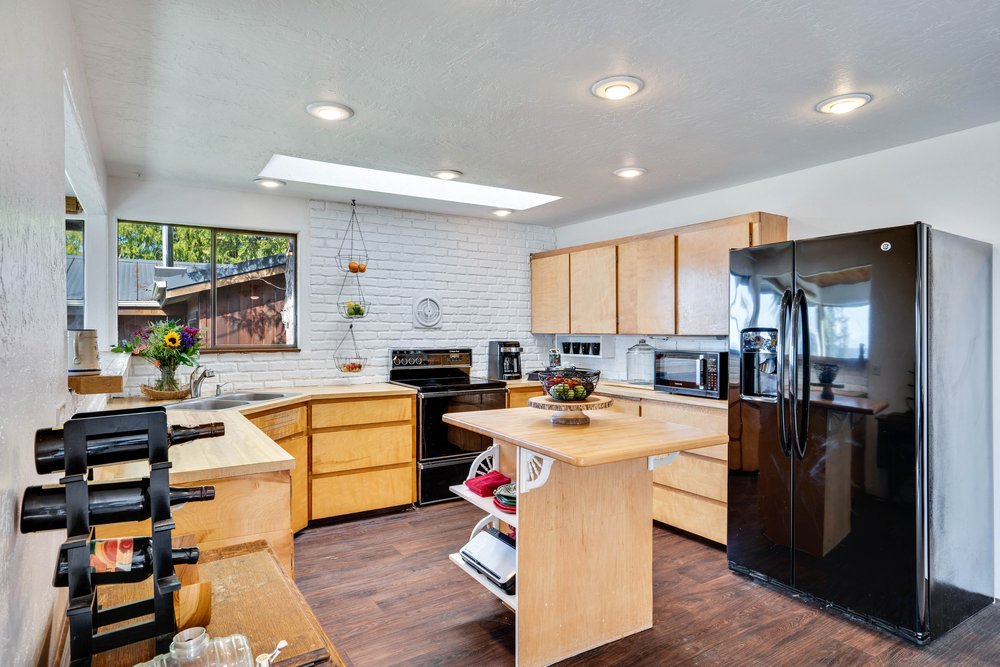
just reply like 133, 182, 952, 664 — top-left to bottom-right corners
508, 386, 546, 408
640, 399, 729, 544
309, 396, 417, 520
248, 405, 309, 533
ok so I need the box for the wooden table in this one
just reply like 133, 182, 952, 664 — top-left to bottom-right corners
442, 408, 728, 667
74, 541, 345, 667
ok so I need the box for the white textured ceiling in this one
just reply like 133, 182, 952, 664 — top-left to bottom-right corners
70, 0, 1000, 226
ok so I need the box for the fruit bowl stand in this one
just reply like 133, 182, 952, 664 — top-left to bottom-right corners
528, 394, 613, 425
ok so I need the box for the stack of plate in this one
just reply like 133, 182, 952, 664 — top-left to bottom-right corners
493, 483, 517, 514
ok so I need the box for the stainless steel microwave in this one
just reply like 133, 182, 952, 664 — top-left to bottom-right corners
653, 350, 728, 400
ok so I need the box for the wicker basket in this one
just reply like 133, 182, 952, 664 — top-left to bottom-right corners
140, 385, 191, 400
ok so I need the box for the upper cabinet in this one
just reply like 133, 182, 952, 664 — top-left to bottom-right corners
570, 246, 618, 334
617, 234, 676, 336
530, 212, 787, 335
530, 253, 570, 333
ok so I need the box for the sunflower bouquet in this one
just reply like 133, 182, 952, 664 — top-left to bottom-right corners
113, 320, 203, 394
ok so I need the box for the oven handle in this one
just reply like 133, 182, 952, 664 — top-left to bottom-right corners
418, 388, 510, 399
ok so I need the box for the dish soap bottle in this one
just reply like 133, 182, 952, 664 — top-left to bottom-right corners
626, 339, 654, 386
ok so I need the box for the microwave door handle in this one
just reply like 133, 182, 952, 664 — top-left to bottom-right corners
696, 356, 706, 388
777, 289, 792, 457
793, 289, 810, 459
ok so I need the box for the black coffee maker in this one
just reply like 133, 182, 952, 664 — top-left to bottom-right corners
487, 341, 522, 380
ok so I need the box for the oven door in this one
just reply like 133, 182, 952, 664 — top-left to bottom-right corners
654, 351, 706, 392
418, 388, 508, 461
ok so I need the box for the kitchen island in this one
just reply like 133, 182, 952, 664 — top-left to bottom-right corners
443, 407, 728, 667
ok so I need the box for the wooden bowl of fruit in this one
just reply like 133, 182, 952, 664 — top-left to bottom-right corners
536, 369, 600, 401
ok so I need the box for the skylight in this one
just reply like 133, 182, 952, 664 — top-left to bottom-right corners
257, 154, 561, 210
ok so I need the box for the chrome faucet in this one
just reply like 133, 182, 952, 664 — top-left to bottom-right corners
215, 381, 235, 396
189, 365, 215, 398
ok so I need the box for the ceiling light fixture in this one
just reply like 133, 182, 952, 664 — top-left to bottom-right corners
591, 76, 644, 100
305, 101, 355, 121
431, 169, 464, 180
815, 93, 872, 115
613, 167, 646, 178
253, 177, 286, 188
258, 154, 561, 210
492, 209, 512, 217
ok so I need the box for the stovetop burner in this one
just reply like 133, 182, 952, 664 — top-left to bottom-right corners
387, 347, 507, 393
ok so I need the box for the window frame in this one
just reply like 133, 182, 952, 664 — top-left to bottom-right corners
116, 219, 299, 352
66, 219, 85, 329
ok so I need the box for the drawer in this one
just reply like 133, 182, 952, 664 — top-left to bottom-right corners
640, 399, 728, 433
651, 451, 727, 502
595, 394, 641, 416
312, 423, 413, 475
508, 387, 545, 408
249, 406, 307, 441
312, 396, 412, 429
653, 484, 727, 545
311, 465, 414, 518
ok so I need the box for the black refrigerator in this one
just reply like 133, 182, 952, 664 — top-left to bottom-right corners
727, 222, 994, 643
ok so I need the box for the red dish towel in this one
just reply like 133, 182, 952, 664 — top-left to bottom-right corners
464, 470, 511, 497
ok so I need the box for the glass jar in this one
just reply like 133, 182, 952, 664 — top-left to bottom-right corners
626, 339, 655, 386
136, 628, 254, 667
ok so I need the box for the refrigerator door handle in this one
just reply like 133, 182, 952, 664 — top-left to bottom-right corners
777, 289, 793, 457
791, 289, 811, 459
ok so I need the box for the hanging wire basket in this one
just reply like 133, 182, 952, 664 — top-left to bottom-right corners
336, 272, 370, 320
333, 323, 367, 373
336, 200, 370, 273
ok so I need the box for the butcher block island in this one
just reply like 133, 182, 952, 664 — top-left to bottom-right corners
442, 407, 728, 667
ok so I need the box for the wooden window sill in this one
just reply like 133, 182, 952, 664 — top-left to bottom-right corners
68, 352, 131, 394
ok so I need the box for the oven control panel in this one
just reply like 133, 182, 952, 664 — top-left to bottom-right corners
390, 349, 472, 368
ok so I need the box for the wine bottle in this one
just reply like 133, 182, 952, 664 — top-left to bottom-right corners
19, 479, 215, 533
53, 537, 199, 587
35, 422, 226, 474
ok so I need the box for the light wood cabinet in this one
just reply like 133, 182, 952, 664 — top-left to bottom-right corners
529, 212, 786, 335
508, 385, 546, 408
309, 396, 416, 520
530, 254, 570, 333
617, 234, 675, 335
570, 246, 618, 334
248, 405, 309, 534
640, 398, 729, 544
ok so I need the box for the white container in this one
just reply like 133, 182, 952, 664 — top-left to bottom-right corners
135, 627, 254, 667
67, 329, 100, 376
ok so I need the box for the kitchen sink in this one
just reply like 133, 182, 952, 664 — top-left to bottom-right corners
221, 391, 299, 402
166, 391, 298, 411
166, 398, 250, 411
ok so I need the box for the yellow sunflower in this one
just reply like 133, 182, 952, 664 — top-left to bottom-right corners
164, 331, 181, 348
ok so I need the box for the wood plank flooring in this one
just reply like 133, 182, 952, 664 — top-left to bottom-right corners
294, 502, 1000, 666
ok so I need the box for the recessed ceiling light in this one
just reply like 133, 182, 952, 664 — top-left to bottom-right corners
613, 167, 647, 178
815, 93, 872, 115
253, 177, 286, 188
431, 169, 463, 180
591, 76, 644, 100
492, 209, 512, 217
305, 101, 355, 121
259, 154, 561, 210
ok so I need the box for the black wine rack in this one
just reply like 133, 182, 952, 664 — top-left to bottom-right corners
41, 406, 206, 666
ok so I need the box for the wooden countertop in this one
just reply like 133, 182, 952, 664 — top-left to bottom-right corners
506, 378, 729, 410
97, 383, 416, 484
91, 407, 295, 484
443, 407, 728, 467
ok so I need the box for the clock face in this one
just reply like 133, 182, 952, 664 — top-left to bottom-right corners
413, 296, 442, 328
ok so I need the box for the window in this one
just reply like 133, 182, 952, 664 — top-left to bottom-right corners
66, 220, 84, 328
116, 221, 296, 349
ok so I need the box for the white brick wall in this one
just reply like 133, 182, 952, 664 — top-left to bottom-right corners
126, 200, 556, 393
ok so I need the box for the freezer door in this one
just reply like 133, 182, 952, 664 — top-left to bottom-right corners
727, 241, 795, 588
791, 225, 920, 637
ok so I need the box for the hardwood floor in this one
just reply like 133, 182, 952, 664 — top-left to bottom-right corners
294, 502, 1000, 666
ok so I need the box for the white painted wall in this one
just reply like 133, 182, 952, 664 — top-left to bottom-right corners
0, 1, 107, 663
556, 120, 1000, 595
109, 184, 556, 391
